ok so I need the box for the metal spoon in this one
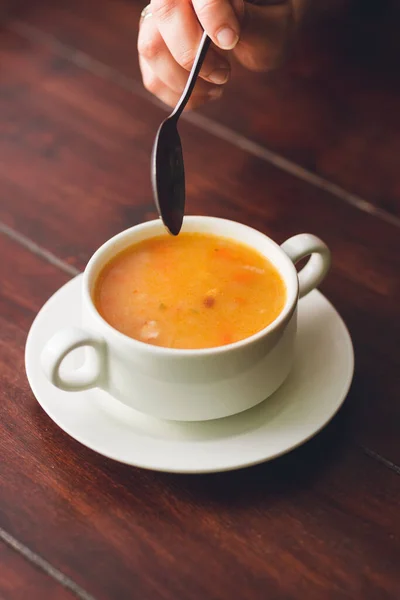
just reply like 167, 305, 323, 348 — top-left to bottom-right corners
151, 31, 211, 235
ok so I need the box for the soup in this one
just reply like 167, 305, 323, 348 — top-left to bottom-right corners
94, 233, 286, 349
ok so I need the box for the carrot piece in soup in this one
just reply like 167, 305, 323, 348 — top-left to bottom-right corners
216, 247, 235, 261
233, 270, 254, 284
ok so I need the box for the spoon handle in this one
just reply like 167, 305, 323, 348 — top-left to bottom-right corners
171, 31, 211, 120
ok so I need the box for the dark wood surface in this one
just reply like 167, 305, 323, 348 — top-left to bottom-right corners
0, 541, 76, 600
5, 0, 400, 219
0, 1, 399, 598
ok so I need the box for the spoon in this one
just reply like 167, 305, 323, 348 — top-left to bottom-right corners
151, 31, 211, 235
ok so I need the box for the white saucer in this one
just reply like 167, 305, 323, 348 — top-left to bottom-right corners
25, 275, 354, 474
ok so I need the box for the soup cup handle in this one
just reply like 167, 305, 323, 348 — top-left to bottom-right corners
40, 327, 106, 392
281, 234, 331, 299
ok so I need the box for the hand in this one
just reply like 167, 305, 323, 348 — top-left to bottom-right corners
138, 0, 299, 110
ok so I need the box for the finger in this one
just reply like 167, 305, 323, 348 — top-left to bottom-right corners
192, 0, 241, 50
151, 0, 232, 79
139, 57, 223, 109
138, 15, 230, 92
233, 2, 293, 72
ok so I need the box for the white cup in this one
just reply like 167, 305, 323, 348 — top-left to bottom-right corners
41, 217, 330, 421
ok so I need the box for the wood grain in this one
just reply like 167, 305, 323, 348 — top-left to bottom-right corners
0, 542, 77, 600
0, 31, 399, 465
0, 236, 399, 600
5, 0, 400, 217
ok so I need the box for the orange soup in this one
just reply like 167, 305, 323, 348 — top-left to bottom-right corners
94, 233, 286, 349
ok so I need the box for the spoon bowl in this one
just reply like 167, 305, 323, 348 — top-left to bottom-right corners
152, 117, 185, 236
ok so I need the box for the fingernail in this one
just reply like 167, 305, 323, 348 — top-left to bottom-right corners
216, 28, 239, 50
208, 87, 223, 100
208, 68, 230, 85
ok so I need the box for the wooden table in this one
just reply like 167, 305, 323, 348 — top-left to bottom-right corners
0, 1, 399, 598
